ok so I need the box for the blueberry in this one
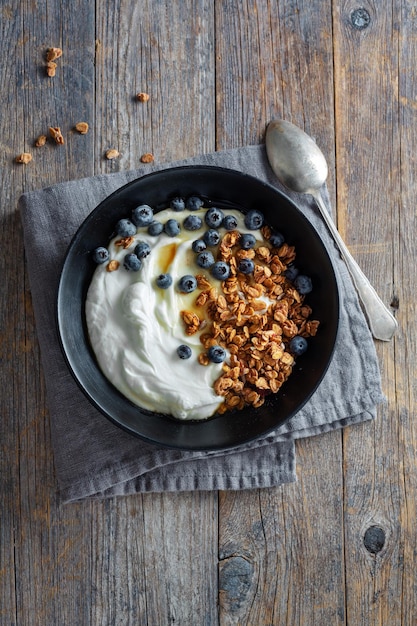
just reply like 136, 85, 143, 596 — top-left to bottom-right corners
178, 274, 197, 293
92, 247, 109, 264
244, 209, 264, 230
294, 274, 313, 294
177, 344, 192, 359
132, 204, 154, 227
238, 258, 254, 274
203, 229, 220, 247
164, 219, 181, 237
270, 231, 285, 248
289, 336, 308, 356
115, 219, 136, 237
196, 251, 215, 269
222, 214, 238, 230
240, 233, 256, 249
134, 241, 151, 259
211, 261, 230, 281
183, 214, 203, 231
186, 196, 204, 210
192, 239, 206, 253
207, 345, 227, 363
147, 220, 164, 236
123, 253, 142, 271
205, 207, 224, 228
156, 273, 173, 289
170, 197, 185, 211
284, 264, 299, 281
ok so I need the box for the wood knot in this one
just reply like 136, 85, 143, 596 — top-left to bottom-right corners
350, 8, 371, 30
363, 525, 385, 554
219, 556, 254, 612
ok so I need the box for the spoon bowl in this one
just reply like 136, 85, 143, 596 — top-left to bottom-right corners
266, 119, 328, 194
265, 119, 398, 342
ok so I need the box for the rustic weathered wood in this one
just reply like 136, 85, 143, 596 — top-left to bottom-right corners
4, 4, 98, 625
216, 2, 345, 624
95, 0, 216, 173
89, 492, 218, 625
1, 0, 413, 624
218, 435, 346, 626
333, 2, 413, 625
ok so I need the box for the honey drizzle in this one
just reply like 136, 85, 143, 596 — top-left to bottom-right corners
159, 242, 178, 273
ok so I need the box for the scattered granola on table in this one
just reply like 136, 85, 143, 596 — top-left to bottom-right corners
45, 48, 62, 77
49, 126, 65, 145
34, 135, 47, 147
75, 122, 89, 135
46, 61, 57, 77
105, 149, 120, 160
15, 153, 32, 164
136, 92, 150, 102
140, 152, 154, 163
46, 47, 62, 61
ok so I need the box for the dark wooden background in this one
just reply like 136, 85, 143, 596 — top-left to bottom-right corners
1, 1, 414, 624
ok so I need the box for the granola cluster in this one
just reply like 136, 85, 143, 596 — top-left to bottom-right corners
180, 226, 319, 413
45, 46, 62, 77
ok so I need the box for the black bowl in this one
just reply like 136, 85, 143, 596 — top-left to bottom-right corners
57, 165, 339, 450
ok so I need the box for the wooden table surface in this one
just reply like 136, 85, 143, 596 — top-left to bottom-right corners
1, 1, 414, 624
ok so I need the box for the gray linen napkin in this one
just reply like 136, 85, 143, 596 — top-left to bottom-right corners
19, 145, 385, 503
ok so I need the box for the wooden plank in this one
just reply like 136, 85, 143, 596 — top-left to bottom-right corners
215, 0, 337, 198
95, 0, 216, 173
87, 493, 218, 625
1, 4, 49, 625
215, 2, 345, 624
4, 2, 97, 625
91, 2, 219, 623
219, 435, 345, 625
0, 3, 23, 618
333, 1, 409, 624
16, 0, 96, 189
396, 1, 417, 622
2, 0, 218, 623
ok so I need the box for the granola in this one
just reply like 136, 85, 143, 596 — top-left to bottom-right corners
34, 135, 47, 147
15, 153, 32, 164
45, 48, 62, 77
49, 126, 65, 145
46, 61, 57, 77
191, 229, 319, 412
136, 92, 150, 102
140, 152, 155, 163
75, 122, 89, 135
105, 149, 120, 160
46, 47, 62, 61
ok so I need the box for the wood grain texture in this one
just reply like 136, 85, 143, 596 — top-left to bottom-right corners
95, 0, 216, 173
333, 2, 411, 625
216, 3, 344, 624
1, 0, 412, 624
219, 436, 345, 626
89, 493, 218, 625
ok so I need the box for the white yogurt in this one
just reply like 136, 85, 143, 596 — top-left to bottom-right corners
85, 207, 264, 420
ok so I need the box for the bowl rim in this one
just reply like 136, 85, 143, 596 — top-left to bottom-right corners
57, 164, 340, 450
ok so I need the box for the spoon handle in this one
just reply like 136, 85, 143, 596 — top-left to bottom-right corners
313, 191, 398, 341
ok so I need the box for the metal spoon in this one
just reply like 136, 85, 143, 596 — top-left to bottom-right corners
265, 119, 398, 341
